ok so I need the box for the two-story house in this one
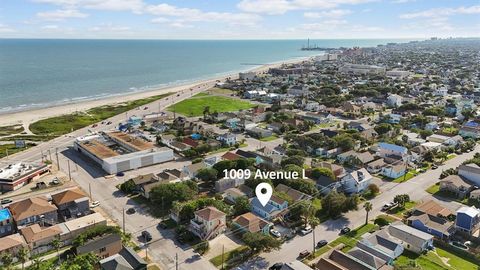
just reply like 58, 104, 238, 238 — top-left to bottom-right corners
250, 195, 288, 220
76, 233, 123, 259
340, 168, 373, 194
8, 197, 58, 228
189, 206, 226, 240
51, 187, 90, 220
216, 133, 237, 146
0, 208, 14, 237
455, 206, 480, 235
232, 212, 272, 235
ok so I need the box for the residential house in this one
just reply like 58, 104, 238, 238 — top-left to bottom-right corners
377, 143, 410, 163
20, 224, 63, 255
99, 247, 147, 270
223, 186, 251, 203
455, 206, 480, 234
182, 162, 207, 179
62, 213, 107, 244
76, 233, 123, 259
232, 212, 272, 235
245, 127, 273, 139
426, 134, 450, 144
412, 200, 453, 219
459, 121, 480, 139
8, 197, 58, 227
215, 177, 245, 193
381, 163, 406, 179
341, 168, 373, 194
439, 175, 473, 199
458, 164, 480, 186
387, 222, 434, 253
0, 233, 27, 259
0, 208, 14, 237
221, 151, 241, 161
407, 213, 455, 240
425, 122, 439, 131
250, 195, 288, 220
189, 206, 226, 240
316, 249, 389, 270
470, 189, 480, 200
315, 147, 341, 158
160, 134, 175, 146
348, 248, 393, 270
356, 229, 404, 262
386, 94, 402, 108
51, 187, 90, 220
386, 113, 402, 124
337, 151, 375, 166
312, 161, 346, 180
366, 159, 386, 174
342, 102, 362, 117
282, 261, 315, 270
276, 184, 311, 202
217, 133, 237, 146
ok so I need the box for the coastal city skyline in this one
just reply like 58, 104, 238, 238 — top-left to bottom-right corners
1, 0, 479, 39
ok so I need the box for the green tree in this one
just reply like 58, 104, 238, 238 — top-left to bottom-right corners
150, 182, 197, 207
196, 168, 218, 183
311, 168, 335, 180
1, 252, 13, 270
18, 247, 29, 270
394, 194, 410, 208
233, 196, 250, 216
367, 184, 380, 196
52, 236, 61, 263
374, 123, 392, 135
363, 202, 373, 225
321, 191, 347, 218
281, 155, 305, 167
242, 232, 281, 253
310, 217, 320, 253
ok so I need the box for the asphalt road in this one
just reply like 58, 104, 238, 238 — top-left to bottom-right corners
239, 145, 480, 269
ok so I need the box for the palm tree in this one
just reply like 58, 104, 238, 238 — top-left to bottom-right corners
32, 258, 43, 270
18, 247, 29, 270
52, 236, 61, 264
363, 202, 373, 225
310, 217, 320, 254
202, 106, 210, 120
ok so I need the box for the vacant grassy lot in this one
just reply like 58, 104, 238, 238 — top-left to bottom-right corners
0, 124, 24, 136
29, 93, 171, 137
426, 183, 441, 194
392, 170, 417, 183
259, 135, 278, 142
0, 143, 36, 159
209, 246, 250, 268
167, 96, 255, 117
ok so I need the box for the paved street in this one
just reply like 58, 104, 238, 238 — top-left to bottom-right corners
239, 145, 480, 269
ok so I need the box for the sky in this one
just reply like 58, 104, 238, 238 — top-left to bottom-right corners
0, 0, 479, 39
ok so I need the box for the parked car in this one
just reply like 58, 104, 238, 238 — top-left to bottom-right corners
1, 198, 12, 205
157, 222, 168, 230
382, 202, 396, 211
317, 240, 328, 248
431, 165, 439, 170
34, 182, 47, 190
141, 231, 152, 242
300, 225, 313, 235
340, 227, 351, 234
90, 201, 100, 208
116, 172, 125, 177
298, 250, 311, 258
269, 263, 283, 270
126, 208, 136, 214
106, 121, 112, 125
50, 178, 60, 185
270, 229, 281, 238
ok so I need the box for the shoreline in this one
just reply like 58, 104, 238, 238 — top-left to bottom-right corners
0, 55, 316, 128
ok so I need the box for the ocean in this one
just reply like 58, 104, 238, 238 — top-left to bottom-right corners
0, 39, 413, 113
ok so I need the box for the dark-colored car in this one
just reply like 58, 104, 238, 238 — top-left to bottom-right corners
126, 208, 136, 214
269, 263, 283, 270
298, 250, 311, 258
141, 231, 152, 242
340, 227, 351, 234
317, 240, 328, 248
432, 165, 439, 170
1, 198, 12, 204
157, 222, 167, 229
116, 172, 125, 177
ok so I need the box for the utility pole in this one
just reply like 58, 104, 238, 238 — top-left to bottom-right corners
67, 160, 71, 181
48, 149, 52, 162
55, 148, 59, 170
41, 149, 44, 162
122, 208, 125, 234
175, 253, 178, 270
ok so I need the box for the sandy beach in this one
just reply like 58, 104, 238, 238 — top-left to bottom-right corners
0, 56, 313, 129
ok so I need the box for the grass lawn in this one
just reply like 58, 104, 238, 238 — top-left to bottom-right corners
446, 154, 456, 160
0, 143, 36, 159
392, 170, 417, 183
387, 201, 417, 218
147, 265, 162, 270
0, 124, 24, 136
208, 87, 235, 95
209, 246, 250, 268
426, 183, 441, 194
29, 93, 172, 137
167, 96, 255, 117
259, 135, 278, 142
395, 248, 478, 270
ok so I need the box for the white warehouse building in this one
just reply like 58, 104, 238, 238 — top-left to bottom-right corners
74, 132, 174, 174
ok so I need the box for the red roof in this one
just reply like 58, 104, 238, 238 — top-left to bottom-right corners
183, 137, 199, 148
221, 152, 241, 161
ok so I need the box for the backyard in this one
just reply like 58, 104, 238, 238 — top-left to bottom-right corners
395, 247, 478, 270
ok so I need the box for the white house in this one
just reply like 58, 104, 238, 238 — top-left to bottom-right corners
217, 133, 237, 146
388, 222, 434, 254
387, 94, 402, 108
341, 168, 373, 194
458, 164, 480, 186
189, 206, 226, 240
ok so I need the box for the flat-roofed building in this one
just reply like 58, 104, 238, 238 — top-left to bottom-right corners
0, 162, 50, 192
74, 132, 174, 174
62, 213, 107, 244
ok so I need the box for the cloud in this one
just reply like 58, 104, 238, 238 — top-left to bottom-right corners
36, 9, 88, 21
304, 9, 352, 19
32, 0, 144, 13
145, 3, 261, 26
89, 23, 131, 32
237, 0, 376, 15
400, 5, 480, 18
391, 0, 415, 4
0, 23, 15, 33
150, 17, 170, 23
41, 24, 60, 29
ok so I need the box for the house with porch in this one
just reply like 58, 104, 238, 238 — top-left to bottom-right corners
189, 206, 226, 240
